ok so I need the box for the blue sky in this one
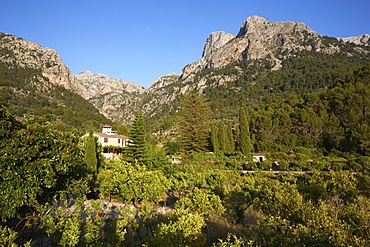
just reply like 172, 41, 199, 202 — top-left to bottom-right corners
1, 1, 369, 87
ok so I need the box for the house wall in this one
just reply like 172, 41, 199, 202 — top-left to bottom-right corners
253, 155, 266, 163
83, 128, 129, 159
99, 136, 127, 147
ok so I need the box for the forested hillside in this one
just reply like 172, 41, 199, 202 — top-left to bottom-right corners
0, 60, 112, 130
2, 94, 370, 245
152, 45, 370, 155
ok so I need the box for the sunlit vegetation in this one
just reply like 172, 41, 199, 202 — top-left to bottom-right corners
0, 61, 111, 131
1, 43, 370, 245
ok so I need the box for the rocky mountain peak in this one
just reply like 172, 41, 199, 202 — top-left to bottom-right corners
236, 15, 269, 38
73, 70, 144, 124
180, 16, 320, 81
202, 32, 236, 58
74, 70, 144, 99
0, 32, 77, 90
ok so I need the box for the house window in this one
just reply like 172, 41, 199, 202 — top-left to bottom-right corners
118, 138, 120, 144
104, 137, 108, 143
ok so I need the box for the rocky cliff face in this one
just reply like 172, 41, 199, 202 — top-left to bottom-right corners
202, 32, 236, 58
340, 34, 370, 46
180, 16, 322, 81
0, 33, 77, 90
74, 71, 144, 123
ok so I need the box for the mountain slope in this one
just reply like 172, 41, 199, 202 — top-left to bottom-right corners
75, 70, 144, 123
0, 33, 111, 129
1, 16, 369, 129
67, 16, 370, 126
141, 16, 369, 126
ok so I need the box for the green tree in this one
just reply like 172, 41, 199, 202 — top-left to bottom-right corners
239, 108, 252, 157
178, 93, 211, 153
0, 115, 89, 221
84, 125, 98, 175
226, 122, 235, 153
126, 110, 147, 163
98, 160, 169, 206
0, 105, 22, 141
211, 124, 219, 153
218, 122, 227, 153
145, 208, 206, 247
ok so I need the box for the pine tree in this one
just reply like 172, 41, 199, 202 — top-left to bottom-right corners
126, 110, 147, 163
239, 107, 252, 158
210, 124, 219, 153
84, 126, 98, 174
178, 93, 211, 153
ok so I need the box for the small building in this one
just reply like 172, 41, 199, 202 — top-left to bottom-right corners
84, 126, 129, 159
253, 153, 267, 163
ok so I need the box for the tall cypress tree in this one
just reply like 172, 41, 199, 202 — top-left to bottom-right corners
239, 107, 252, 158
178, 93, 211, 153
226, 122, 235, 154
211, 124, 219, 153
218, 121, 227, 153
127, 110, 147, 163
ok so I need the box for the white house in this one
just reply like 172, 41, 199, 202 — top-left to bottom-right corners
84, 126, 129, 159
253, 153, 267, 163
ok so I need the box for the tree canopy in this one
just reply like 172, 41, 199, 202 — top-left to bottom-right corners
178, 93, 211, 153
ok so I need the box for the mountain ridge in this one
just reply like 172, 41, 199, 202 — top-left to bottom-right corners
1, 16, 369, 125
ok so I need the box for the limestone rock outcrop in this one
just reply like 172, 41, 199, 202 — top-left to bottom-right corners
180, 16, 321, 81
340, 34, 370, 46
0, 33, 77, 90
202, 32, 236, 58
74, 70, 144, 99
74, 70, 144, 123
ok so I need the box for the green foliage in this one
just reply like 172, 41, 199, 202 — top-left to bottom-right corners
211, 124, 219, 153
0, 60, 111, 130
145, 143, 171, 171
98, 160, 169, 205
0, 114, 89, 221
125, 110, 147, 163
164, 140, 182, 155
38, 198, 132, 246
0, 225, 20, 247
193, 53, 370, 155
239, 107, 252, 157
178, 93, 211, 153
0, 105, 22, 139
84, 126, 98, 175
213, 233, 250, 247
145, 208, 206, 247
175, 187, 225, 217
114, 123, 129, 135
225, 122, 235, 154
218, 121, 227, 153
